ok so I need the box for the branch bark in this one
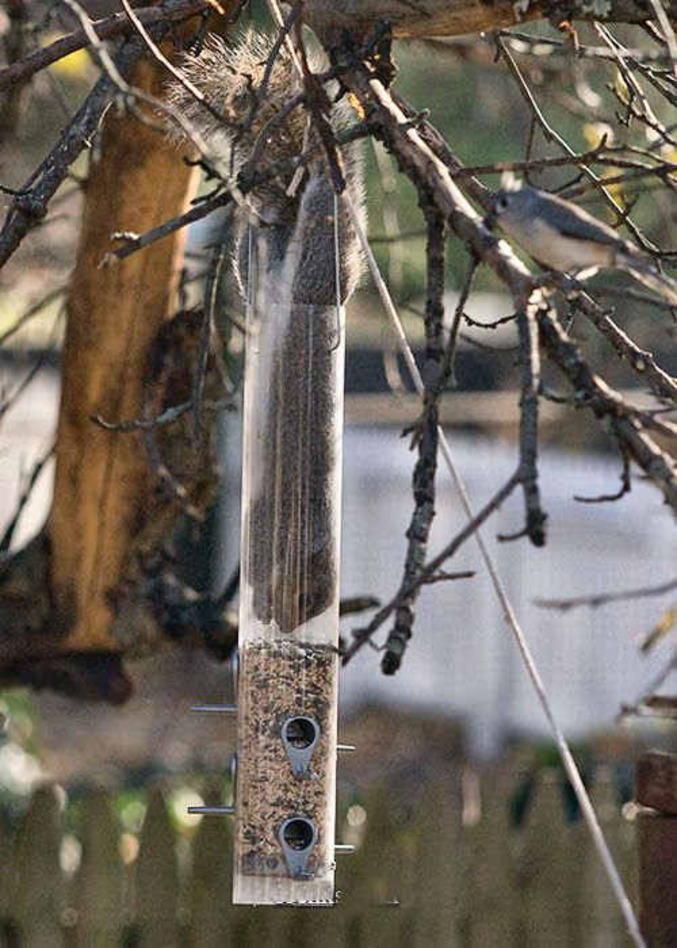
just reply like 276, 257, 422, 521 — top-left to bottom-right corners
304, 0, 668, 41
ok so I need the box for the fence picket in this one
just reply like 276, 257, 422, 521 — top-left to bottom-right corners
12, 785, 65, 947
133, 787, 182, 947
73, 789, 124, 947
341, 786, 409, 946
464, 764, 520, 947
0, 806, 12, 927
578, 767, 635, 947
519, 769, 579, 947
410, 778, 462, 948
189, 789, 236, 948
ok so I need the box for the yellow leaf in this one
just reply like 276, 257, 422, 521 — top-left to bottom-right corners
49, 47, 89, 79
640, 608, 675, 653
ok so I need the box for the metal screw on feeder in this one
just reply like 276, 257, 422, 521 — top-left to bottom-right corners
188, 805, 237, 816
190, 704, 238, 713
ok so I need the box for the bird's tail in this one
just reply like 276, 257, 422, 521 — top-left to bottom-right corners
619, 253, 677, 306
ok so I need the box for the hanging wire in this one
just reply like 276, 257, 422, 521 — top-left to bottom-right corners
331, 190, 343, 350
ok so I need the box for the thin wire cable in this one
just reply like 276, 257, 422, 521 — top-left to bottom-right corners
342, 189, 646, 948
333, 190, 343, 349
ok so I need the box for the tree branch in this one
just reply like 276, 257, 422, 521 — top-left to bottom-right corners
380, 209, 445, 675
304, 0, 666, 42
0, 0, 210, 90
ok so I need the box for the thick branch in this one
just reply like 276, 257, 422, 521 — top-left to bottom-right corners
0, 0, 209, 91
305, 0, 667, 41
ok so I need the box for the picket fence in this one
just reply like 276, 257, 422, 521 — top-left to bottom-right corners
0, 766, 637, 947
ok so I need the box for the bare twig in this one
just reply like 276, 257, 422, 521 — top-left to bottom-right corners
0, 65, 117, 269
92, 401, 193, 431
0, 0, 208, 90
595, 22, 676, 149
501, 297, 547, 546
119, 0, 229, 129
102, 189, 232, 264
343, 177, 646, 948
0, 286, 67, 348
496, 35, 658, 254
343, 469, 521, 664
463, 311, 518, 330
59, 0, 218, 160
647, 0, 677, 77
573, 292, 677, 403
192, 248, 226, 438
0, 350, 51, 421
536, 576, 677, 611
441, 254, 478, 389
454, 148, 676, 184
380, 210, 445, 675
495, 29, 674, 63
59, 0, 129, 87
0, 11, 217, 272
574, 448, 632, 503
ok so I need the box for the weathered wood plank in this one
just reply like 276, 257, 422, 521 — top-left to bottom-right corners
465, 765, 520, 947
576, 767, 636, 947
410, 778, 462, 947
189, 787, 235, 948
0, 801, 14, 939
345, 786, 411, 946
637, 750, 677, 948
637, 811, 677, 948
519, 770, 578, 947
73, 789, 124, 947
636, 751, 677, 815
133, 787, 182, 947
1, 761, 641, 945
12, 785, 65, 947
49, 39, 201, 654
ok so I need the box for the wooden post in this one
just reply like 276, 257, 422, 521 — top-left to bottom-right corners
636, 750, 677, 947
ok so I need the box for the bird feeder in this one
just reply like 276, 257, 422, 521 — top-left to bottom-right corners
233, 217, 346, 905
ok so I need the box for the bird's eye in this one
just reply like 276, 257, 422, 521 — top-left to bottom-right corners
496, 194, 509, 212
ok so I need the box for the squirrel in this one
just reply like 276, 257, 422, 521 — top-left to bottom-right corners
166, 29, 366, 633
166, 28, 365, 304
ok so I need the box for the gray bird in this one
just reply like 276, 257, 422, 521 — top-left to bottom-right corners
486, 175, 677, 305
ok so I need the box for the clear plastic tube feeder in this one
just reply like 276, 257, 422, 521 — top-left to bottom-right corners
234, 189, 357, 905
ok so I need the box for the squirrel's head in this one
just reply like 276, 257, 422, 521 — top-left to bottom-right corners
166, 29, 366, 303
166, 31, 323, 221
